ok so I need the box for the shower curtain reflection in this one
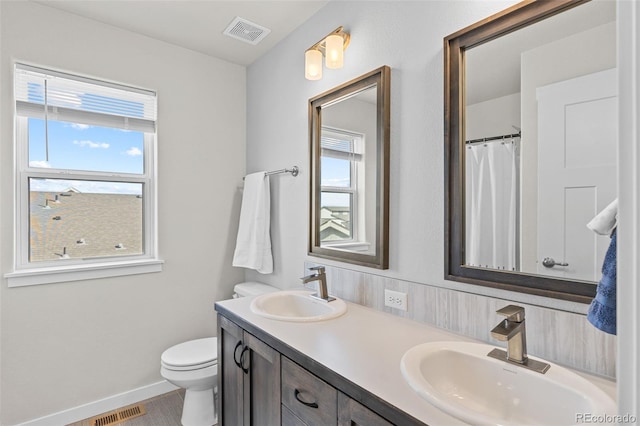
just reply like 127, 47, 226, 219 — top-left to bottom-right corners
465, 140, 519, 271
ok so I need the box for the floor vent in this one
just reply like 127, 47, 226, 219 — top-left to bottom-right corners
89, 403, 146, 426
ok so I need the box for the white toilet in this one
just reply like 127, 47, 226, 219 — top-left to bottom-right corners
160, 282, 279, 426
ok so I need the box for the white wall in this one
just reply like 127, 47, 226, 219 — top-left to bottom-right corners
617, 0, 640, 416
244, 0, 596, 308
466, 93, 521, 141
0, 2, 245, 424
245, 0, 618, 376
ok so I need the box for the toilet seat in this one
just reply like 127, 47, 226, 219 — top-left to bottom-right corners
161, 337, 218, 371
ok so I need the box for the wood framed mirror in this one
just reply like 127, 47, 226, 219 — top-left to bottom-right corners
444, 0, 617, 303
309, 66, 390, 269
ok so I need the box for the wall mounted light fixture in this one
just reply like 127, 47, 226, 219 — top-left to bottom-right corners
305, 26, 350, 80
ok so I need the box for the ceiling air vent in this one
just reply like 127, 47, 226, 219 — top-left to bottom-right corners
223, 17, 271, 45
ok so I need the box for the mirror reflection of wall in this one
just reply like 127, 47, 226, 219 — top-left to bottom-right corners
464, 0, 617, 284
320, 86, 377, 254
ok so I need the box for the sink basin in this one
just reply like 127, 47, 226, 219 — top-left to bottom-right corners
250, 290, 347, 322
400, 341, 616, 426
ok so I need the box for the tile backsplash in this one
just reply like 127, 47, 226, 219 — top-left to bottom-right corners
307, 263, 616, 379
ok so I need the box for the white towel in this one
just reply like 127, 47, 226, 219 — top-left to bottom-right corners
232, 172, 273, 274
587, 198, 618, 235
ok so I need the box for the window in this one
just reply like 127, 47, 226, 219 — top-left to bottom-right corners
319, 127, 364, 245
7, 63, 161, 286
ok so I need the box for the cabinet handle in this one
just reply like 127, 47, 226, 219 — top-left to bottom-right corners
233, 341, 243, 369
294, 389, 319, 408
239, 345, 250, 374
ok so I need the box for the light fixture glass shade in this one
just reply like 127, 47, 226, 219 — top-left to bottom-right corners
325, 34, 344, 69
305, 49, 323, 80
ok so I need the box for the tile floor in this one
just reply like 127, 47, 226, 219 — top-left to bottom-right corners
66, 389, 213, 426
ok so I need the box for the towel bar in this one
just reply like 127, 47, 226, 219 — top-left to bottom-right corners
243, 166, 299, 180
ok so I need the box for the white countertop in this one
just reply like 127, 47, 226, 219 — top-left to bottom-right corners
215, 296, 616, 425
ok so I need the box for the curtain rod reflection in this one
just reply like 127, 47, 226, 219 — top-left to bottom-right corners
466, 132, 521, 146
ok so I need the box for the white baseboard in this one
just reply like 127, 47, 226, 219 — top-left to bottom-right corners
18, 380, 180, 426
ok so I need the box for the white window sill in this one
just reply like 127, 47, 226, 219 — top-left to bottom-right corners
5, 259, 164, 287
322, 242, 371, 252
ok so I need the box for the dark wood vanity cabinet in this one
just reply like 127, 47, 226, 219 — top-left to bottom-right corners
337, 393, 394, 426
217, 313, 396, 426
218, 315, 281, 426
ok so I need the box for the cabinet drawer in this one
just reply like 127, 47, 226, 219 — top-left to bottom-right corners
282, 357, 337, 425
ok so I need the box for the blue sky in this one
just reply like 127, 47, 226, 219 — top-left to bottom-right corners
28, 118, 144, 195
321, 157, 351, 207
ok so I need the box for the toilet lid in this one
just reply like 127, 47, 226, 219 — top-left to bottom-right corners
234, 282, 279, 297
161, 337, 218, 370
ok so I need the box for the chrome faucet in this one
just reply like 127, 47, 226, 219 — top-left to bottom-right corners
488, 305, 550, 374
300, 266, 335, 302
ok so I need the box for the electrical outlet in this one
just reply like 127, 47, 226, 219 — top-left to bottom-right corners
384, 289, 407, 311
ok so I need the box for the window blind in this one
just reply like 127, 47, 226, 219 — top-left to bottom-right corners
321, 128, 363, 161
15, 63, 156, 133
322, 135, 353, 153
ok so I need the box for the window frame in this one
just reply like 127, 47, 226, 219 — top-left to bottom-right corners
319, 126, 364, 247
6, 63, 162, 287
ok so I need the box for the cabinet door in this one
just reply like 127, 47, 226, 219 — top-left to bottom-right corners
244, 331, 281, 426
218, 314, 281, 426
218, 315, 244, 426
338, 392, 394, 426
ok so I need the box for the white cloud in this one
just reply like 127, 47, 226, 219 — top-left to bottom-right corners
69, 123, 90, 130
29, 160, 51, 168
126, 147, 142, 156
73, 140, 110, 149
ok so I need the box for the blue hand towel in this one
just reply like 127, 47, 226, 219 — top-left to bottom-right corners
587, 228, 617, 335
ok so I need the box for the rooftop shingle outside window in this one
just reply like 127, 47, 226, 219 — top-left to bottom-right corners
29, 190, 143, 262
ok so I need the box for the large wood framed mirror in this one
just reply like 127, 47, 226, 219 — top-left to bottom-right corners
309, 66, 390, 269
445, 0, 617, 302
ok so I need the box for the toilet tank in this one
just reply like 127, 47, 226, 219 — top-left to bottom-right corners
233, 282, 279, 298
